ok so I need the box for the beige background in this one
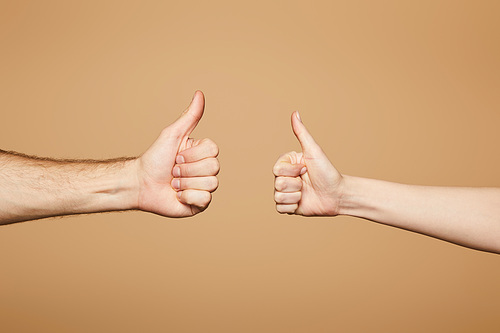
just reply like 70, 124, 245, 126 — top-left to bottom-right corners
1, 1, 499, 332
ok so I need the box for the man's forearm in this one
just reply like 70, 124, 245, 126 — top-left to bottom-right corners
0, 150, 139, 224
339, 175, 500, 253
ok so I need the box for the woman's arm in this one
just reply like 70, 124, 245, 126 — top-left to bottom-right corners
340, 176, 500, 253
273, 112, 500, 254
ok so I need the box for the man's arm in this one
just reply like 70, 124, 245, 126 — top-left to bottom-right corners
0, 91, 219, 225
0, 152, 138, 224
273, 112, 500, 254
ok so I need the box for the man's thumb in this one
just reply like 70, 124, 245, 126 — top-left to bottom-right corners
171, 91, 205, 136
291, 111, 322, 155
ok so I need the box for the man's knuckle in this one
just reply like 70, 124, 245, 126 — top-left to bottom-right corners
209, 159, 220, 174
201, 192, 212, 207
209, 177, 219, 191
162, 126, 183, 141
203, 139, 219, 157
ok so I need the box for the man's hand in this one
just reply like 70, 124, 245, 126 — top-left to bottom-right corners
273, 112, 343, 216
136, 91, 220, 218
0, 90, 219, 225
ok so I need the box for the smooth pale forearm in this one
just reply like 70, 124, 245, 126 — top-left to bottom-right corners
339, 175, 500, 253
0, 151, 140, 224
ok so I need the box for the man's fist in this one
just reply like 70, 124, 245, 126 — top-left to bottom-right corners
273, 112, 343, 216
136, 91, 220, 218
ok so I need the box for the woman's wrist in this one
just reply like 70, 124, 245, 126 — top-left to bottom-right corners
337, 175, 378, 218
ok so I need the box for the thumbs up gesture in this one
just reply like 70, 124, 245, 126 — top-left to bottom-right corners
273, 112, 344, 216
136, 91, 220, 218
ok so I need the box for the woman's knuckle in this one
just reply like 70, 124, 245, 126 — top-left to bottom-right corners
275, 178, 287, 191
272, 164, 282, 176
294, 190, 300, 198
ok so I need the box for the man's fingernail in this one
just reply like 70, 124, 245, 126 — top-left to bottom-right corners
300, 167, 307, 175
172, 178, 181, 190
176, 155, 185, 164
177, 191, 182, 199
173, 166, 181, 177
296, 111, 302, 122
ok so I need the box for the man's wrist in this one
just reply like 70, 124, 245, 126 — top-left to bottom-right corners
73, 157, 141, 214
108, 158, 141, 212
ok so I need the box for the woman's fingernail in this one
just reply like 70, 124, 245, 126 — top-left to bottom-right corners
173, 166, 181, 177
176, 155, 185, 164
296, 111, 302, 122
177, 191, 182, 199
300, 167, 307, 175
172, 178, 180, 190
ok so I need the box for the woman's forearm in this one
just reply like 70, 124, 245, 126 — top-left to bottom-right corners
339, 175, 500, 253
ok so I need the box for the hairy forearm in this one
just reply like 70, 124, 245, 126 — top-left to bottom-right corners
339, 175, 500, 253
0, 150, 139, 224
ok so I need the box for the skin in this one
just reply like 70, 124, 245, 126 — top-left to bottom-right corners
0, 91, 219, 225
273, 111, 500, 254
